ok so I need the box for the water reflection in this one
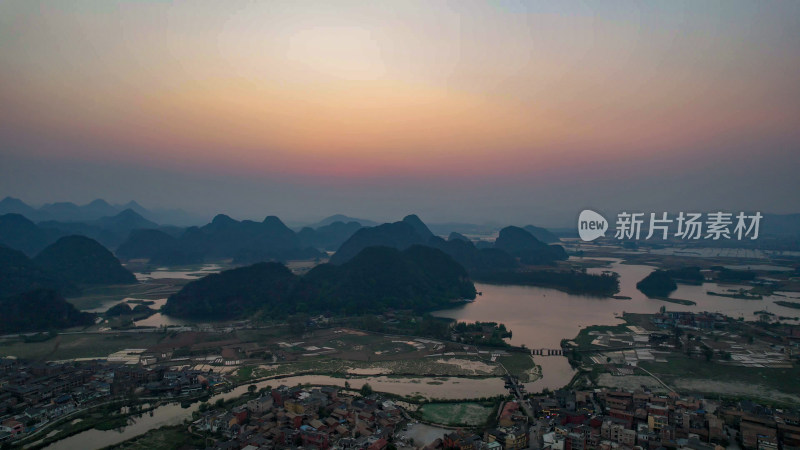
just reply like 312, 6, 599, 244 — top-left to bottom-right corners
434, 259, 800, 390
134, 264, 223, 281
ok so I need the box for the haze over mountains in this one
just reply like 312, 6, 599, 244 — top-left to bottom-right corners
6, 195, 800, 330
0, 197, 200, 226
0, 199, 577, 330
0, 209, 157, 255
0, 195, 573, 272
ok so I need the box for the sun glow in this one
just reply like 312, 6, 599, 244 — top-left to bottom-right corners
285, 26, 387, 81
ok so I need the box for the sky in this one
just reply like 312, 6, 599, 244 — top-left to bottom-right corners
1, 1, 799, 227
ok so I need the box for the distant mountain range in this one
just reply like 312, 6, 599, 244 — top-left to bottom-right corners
0, 209, 158, 255
329, 214, 567, 271
0, 197, 203, 226
117, 214, 327, 264
306, 214, 379, 228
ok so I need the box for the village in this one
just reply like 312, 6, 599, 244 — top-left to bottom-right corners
1, 310, 799, 449
1, 349, 799, 449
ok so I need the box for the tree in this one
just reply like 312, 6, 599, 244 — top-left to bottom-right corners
248, 384, 257, 395
703, 347, 714, 362
360, 383, 374, 397
344, 381, 350, 389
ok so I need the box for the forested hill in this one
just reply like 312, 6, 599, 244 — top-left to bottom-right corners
163, 245, 476, 320
34, 235, 136, 285
0, 289, 94, 333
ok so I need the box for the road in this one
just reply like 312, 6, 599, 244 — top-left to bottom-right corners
497, 360, 536, 418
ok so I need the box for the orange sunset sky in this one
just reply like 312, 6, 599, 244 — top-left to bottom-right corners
1, 1, 799, 225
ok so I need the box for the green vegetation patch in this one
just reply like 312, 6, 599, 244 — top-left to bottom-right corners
572, 323, 631, 350
104, 425, 206, 450
497, 353, 540, 382
0, 332, 165, 360
640, 356, 800, 395
418, 402, 495, 426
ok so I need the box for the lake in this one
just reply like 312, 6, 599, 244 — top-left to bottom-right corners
433, 258, 800, 390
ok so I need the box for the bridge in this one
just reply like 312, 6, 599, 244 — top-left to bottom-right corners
531, 348, 563, 356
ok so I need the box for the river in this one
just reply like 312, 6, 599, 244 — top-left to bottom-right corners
43, 374, 506, 449
48, 258, 799, 448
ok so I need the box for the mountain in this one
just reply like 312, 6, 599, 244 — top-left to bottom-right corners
294, 245, 476, 315
297, 221, 364, 251
39, 202, 85, 222
164, 245, 476, 320
34, 235, 136, 285
0, 197, 204, 226
428, 237, 518, 273
762, 213, 800, 237
115, 229, 201, 264
636, 270, 678, 298
0, 245, 77, 297
116, 214, 322, 264
523, 225, 560, 243
427, 222, 502, 236
309, 214, 379, 228
194, 214, 319, 263
37, 209, 159, 250
0, 213, 63, 256
93, 209, 158, 234
83, 199, 119, 219
0, 289, 95, 333
329, 220, 425, 264
117, 200, 149, 217
402, 214, 434, 240
329, 215, 520, 273
114, 201, 205, 226
448, 232, 471, 242
0, 197, 40, 219
36, 220, 121, 250
34, 199, 122, 222
163, 262, 296, 320
494, 226, 568, 265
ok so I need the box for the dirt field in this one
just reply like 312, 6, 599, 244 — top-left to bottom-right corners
596, 373, 800, 405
